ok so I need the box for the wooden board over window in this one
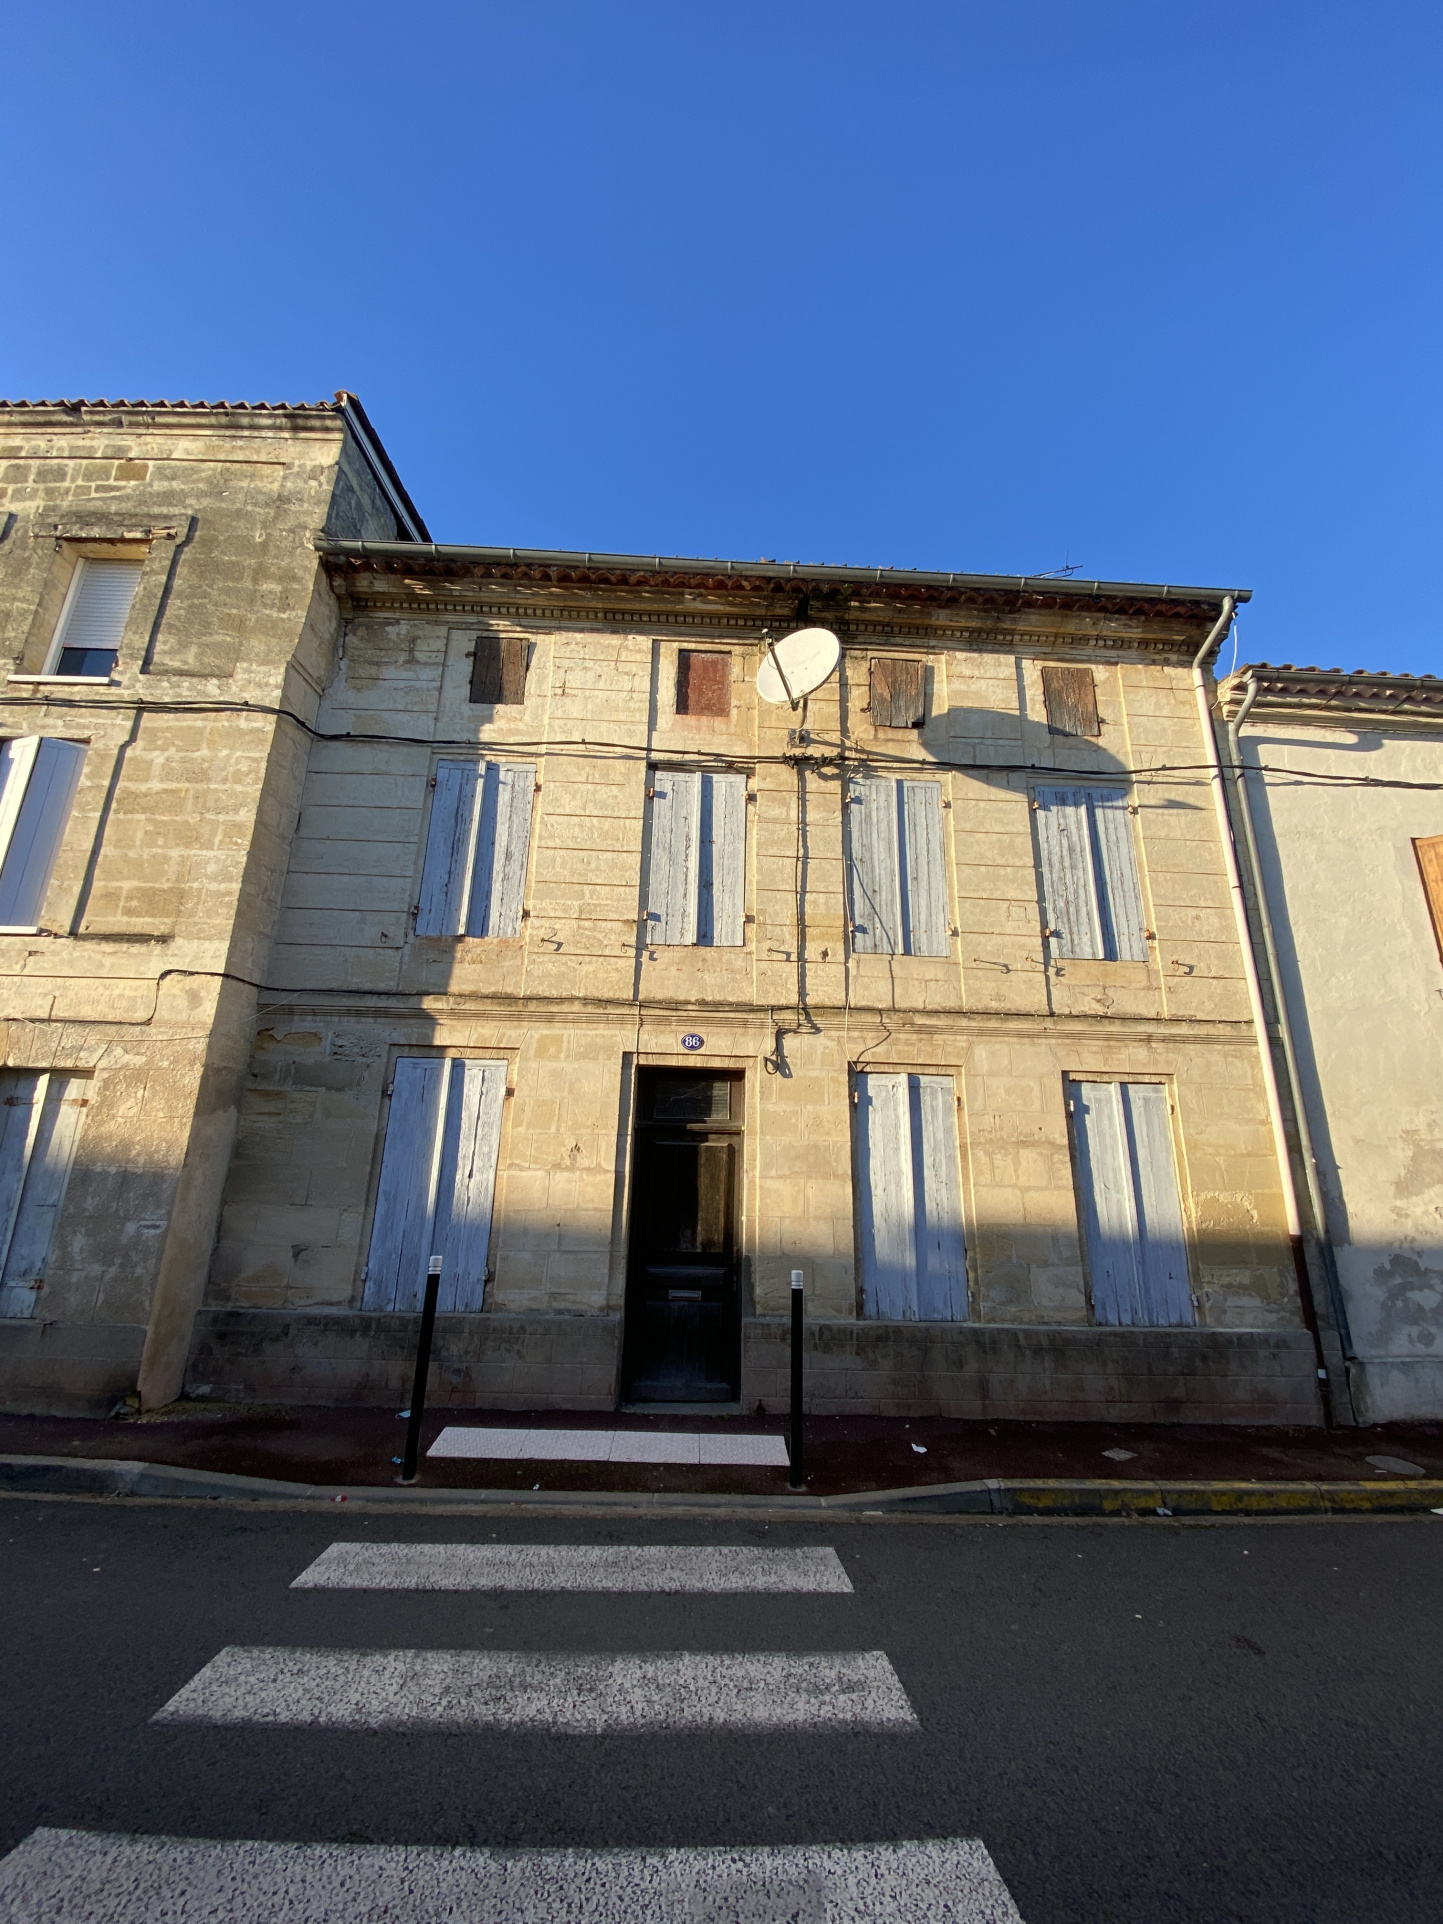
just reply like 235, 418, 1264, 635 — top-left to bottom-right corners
1041, 664, 1100, 737
1415, 835, 1443, 963
869, 657, 925, 728
676, 650, 731, 717
471, 633, 528, 705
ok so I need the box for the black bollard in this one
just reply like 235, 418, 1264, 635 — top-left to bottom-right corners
399, 1255, 443, 1484
788, 1268, 805, 1490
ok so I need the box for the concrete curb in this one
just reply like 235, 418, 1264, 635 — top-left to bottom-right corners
4, 1454, 1443, 1519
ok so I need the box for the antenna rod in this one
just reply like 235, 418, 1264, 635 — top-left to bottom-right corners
765, 635, 801, 710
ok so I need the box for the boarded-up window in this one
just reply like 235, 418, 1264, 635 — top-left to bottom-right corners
0, 1069, 88, 1319
0, 737, 86, 929
1040, 664, 1100, 737
1034, 785, 1146, 962
845, 776, 949, 956
645, 770, 746, 946
676, 651, 732, 717
470, 633, 528, 705
1415, 836, 1443, 964
1067, 1079, 1192, 1326
363, 1057, 507, 1313
416, 760, 535, 937
47, 558, 143, 678
856, 1072, 968, 1321
869, 658, 926, 728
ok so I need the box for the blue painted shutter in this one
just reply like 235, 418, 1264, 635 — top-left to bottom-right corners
846, 777, 902, 954
1035, 786, 1103, 959
857, 1072, 968, 1321
1068, 1079, 1193, 1326
697, 773, 746, 947
416, 761, 479, 936
1089, 789, 1147, 962
466, 762, 535, 937
364, 1057, 508, 1313
0, 738, 86, 927
899, 780, 949, 957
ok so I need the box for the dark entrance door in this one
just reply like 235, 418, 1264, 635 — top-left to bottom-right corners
622, 1070, 742, 1403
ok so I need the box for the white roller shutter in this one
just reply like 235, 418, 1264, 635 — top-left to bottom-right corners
50, 558, 143, 664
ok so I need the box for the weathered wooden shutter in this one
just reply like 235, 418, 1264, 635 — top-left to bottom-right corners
429, 1059, 508, 1312
470, 633, 527, 705
1035, 785, 1144, 962
856, 1071, 967, 1321
0, 738, 86, 928
899, 780, 949, 956
870, 658, 925, 728
1068, 1079, 1192, 1327
1035, 786, 1103, 958
646, 770, 701, 944
53, 558, 143, 668
0, 1070, 87, 1319
846, 777, 902, 954
676, 651, 732, 717
466, 762, 535, 937
1041, 664, 1100, 737
1414, 835, 1443, 962
1088, 788, 1147, 961
696, 773, 746, 946
416, 760, 479, 936
364, 1057, 507, 1313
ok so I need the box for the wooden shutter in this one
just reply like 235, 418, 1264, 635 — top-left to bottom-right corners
364, 1058, 506, 1314
466, 762, 535, 937
0, 738, 85, 928
899, 780, 949, 956
1068, 1079, 1192, 1327
870, 658, 925, 728
676, 651, 731, 717
0, 1073, 86, 1318
846, 777, 902, 954
1415, 836, 1443, 963
416, 761, 479, 936
0, 1072, 44, 1314
470, 633, 527, 705
646, 770, 701, 944
696, 773, 746, 947
1041, 664, 1100, 737
364, 1058, 448, 1311
53, 559, 143, 663
1088, 789, 1147, 961
1035, 786, 1103, 958
857, 1072, 967, 1321
429, 1059, 508, 1313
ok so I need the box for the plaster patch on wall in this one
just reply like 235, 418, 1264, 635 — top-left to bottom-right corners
1368, 1252, 1443, 1351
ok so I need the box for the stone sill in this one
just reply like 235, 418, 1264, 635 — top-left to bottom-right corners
7, 675, 117, 687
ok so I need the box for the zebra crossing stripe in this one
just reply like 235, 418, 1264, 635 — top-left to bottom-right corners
151, 1647, 918, 1733
426, 1426, 790, 1466
290, 1542, 854, 1593
0, 1831, 1026, 1922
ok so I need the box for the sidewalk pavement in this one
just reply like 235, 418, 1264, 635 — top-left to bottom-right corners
2, 1403, 1441, 1505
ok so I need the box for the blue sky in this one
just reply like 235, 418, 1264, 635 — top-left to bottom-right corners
6, 3, 1439, 673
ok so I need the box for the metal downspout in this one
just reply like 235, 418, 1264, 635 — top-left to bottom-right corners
1226, 674, 1357, 1397
1191, 606, 1334, 1421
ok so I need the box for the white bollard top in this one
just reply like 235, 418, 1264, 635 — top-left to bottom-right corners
428, 1256, 443, 1276
790, 1269, 804, 1290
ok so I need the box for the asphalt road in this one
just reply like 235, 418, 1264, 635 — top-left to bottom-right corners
0, 1497, 1439, 1922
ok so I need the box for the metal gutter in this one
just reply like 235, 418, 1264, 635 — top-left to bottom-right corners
315, 537, 1250, 606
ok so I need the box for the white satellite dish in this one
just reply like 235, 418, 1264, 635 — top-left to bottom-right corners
756, 626, 841, 706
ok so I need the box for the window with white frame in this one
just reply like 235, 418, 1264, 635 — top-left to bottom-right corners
362, 1057, 508, 1313
1034, 784, 1147, 961
644, 769, 746, 946
44, 558, 143, 678
845, 775, 949, 956
415, 760, 535, 937
1066, 1078, 1193, 1326
854, 1071, 968, 1321
0, 1069, 89, 1318
0, 737, 86, 930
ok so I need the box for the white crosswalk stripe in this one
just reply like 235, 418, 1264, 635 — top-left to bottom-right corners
0, 1830, 1026, 1922
291, 1541, 853, 1592
151, 1646, 919, 1733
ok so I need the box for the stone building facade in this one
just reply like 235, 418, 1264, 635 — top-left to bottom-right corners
0, 395, 1337, 1421
1219, 664, 1443, 1422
